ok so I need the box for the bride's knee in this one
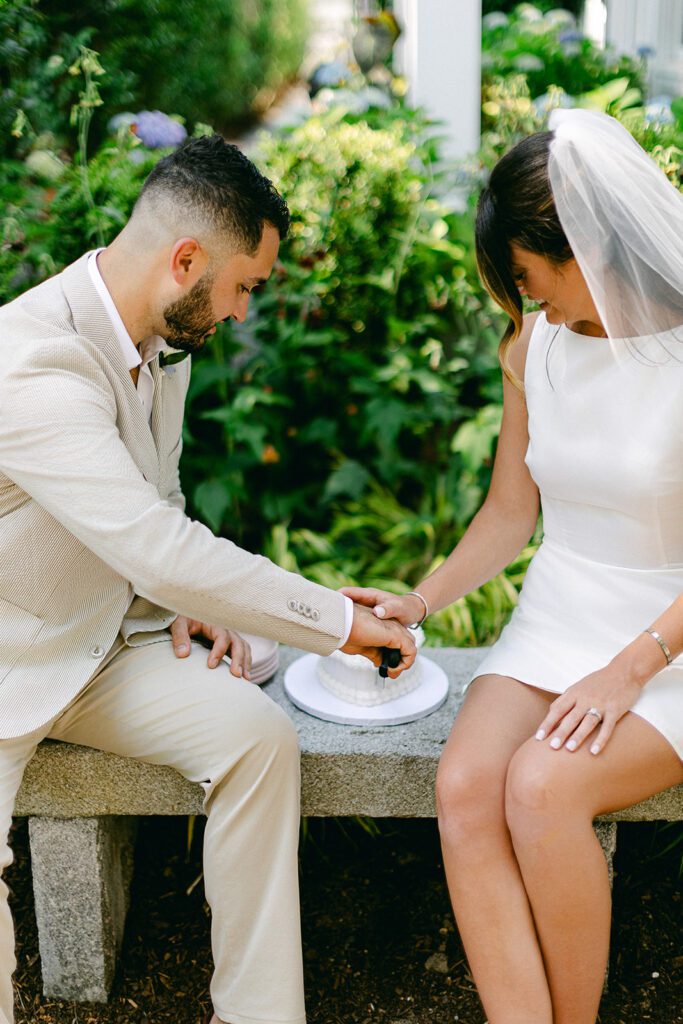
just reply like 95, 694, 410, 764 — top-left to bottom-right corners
504, 743, 585, 842
436, 753, 504, 840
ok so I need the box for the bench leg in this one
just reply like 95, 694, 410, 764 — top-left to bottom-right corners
28, 816, 137, 1002
593, 820, 617, 993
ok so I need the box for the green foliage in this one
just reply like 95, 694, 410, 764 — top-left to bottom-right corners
0, 0, 135, 158
482, 5, 644, 100
2, 26, 680, 650
480, 74, 683, 185
261, 482, 540, 648
182, 108, 505, 558
483, 0, 582, 13
0, 0, 308, 157
0, 123, 162, 302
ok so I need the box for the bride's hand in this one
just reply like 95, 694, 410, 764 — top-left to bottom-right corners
534, 663, 643, 755
339, 587, 425, 627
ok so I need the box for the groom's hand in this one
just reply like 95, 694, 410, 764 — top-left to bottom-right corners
341, 604, 417, 678
170, 615, 253, 679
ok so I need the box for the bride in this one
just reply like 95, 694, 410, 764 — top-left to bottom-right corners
343, 109, 683, 1024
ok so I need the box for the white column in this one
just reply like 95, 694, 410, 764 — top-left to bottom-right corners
583, 0, 607, 47
393, 0, 482, 161
605, 0, 683, 96
605, 0, 660, 57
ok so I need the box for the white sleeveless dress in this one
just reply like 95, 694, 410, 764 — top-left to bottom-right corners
471, 314, 683, 759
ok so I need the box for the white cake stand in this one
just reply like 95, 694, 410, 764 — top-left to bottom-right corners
284, 652, 449, 726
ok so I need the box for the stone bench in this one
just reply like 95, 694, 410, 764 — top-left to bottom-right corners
14, 646, 683, 1003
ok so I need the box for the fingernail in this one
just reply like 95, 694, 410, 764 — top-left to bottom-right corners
565, 739, 577, 751
535, 729, 545, 741
176, 644, 189, 654
374, 606, 386, 618
550, 737, 562, 749
590, 743, 600, 755
209, 657, 218, 668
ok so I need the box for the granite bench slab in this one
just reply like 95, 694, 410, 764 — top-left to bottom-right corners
13, 646, 683, 1002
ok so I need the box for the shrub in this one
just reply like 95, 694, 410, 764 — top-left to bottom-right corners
482, 4, 644, 100
0, 0, 308, 157
181, 108, 504, 553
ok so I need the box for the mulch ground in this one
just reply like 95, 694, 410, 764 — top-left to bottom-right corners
7, 815, 682, 1023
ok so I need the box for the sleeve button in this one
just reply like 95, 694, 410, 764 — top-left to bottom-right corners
90, 646, 105, 658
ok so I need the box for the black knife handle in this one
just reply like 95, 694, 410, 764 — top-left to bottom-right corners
379, 647, 402, 678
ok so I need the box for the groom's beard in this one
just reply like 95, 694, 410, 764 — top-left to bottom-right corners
162, 271, 216, 352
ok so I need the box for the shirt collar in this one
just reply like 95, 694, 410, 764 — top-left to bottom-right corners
86, 249, 166, 370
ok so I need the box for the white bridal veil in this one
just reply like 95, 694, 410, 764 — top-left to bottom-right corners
547, 108, 683, 347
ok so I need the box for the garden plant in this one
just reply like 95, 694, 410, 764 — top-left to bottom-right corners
0, 5, 681, 651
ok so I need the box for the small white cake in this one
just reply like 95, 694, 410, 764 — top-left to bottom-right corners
317, 627, 425, 706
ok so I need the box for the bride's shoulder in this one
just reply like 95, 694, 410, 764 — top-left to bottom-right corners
507, 311, 542, 381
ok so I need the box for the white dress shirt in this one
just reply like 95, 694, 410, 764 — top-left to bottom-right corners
86, 249, 355, 646
87, 249, 165, 423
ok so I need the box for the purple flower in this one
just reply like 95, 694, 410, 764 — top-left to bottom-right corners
558, 30, 584, 44
132, 111, 187, 149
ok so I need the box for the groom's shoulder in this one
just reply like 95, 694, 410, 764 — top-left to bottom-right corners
0, 256, 110, 394
0, 259, 79, 340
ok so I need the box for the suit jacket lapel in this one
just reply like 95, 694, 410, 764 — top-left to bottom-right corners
59, 254, 161, 486
149, 358, 166, 457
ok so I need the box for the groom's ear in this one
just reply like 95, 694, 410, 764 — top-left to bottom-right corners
169, 237, 207, 286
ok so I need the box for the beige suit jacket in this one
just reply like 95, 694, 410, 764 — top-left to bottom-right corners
0, 254, 346, 738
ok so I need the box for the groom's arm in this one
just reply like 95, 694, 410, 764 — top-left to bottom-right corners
0, 338, 349, 655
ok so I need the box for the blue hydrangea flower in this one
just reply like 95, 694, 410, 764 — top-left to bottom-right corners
108, 111, 137, 134
644, 96, 674, 124
132, 111, 187, 149
513, 53, 545, 73
636, 45, 655, 59
482, 12, 509, 31
533, 90, 575, 117
308, 61, 351, 97
558, 30, 584, 44
544, 10, 576, 30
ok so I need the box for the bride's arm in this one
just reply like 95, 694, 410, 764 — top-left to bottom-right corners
413, 314, 540, 616
343, 313, 541, 624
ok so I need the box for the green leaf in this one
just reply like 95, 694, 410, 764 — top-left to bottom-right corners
323, 460, 371, 503
451, 404, 503, 471
671, 96, 683, 129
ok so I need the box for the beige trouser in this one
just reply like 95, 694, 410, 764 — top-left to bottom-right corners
0, 636, 305, 1024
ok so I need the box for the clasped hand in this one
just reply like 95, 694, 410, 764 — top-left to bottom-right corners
170, 615, 252, 680
339, 594, 417, 678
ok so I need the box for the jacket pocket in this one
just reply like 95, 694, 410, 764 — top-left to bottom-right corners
0, 596, 45, 684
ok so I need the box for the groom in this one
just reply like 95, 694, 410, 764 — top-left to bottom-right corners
0, 134, 415, 1024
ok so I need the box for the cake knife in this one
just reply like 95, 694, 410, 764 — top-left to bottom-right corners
378, 646, 401, 685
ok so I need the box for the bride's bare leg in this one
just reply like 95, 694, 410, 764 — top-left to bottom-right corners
506, 713, 683, 1024
436, 674, 555, 1024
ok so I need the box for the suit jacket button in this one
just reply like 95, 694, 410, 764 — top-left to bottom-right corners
311, 609, 320, 621
297, 601, 305, 614
90, 646, 105, 658
287, 599, 297, 612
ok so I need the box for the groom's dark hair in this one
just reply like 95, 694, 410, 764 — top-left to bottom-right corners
133, 133, 290, 254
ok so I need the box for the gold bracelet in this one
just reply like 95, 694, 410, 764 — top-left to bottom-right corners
643, 628, 673, 665
406, 591, 429, 626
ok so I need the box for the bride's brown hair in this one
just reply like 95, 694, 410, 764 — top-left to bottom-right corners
475, 131, 573, 387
